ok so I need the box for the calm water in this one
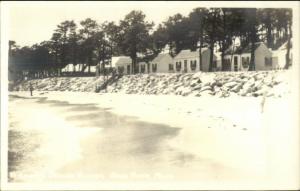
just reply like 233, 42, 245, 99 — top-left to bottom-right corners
8, 94, 218, 183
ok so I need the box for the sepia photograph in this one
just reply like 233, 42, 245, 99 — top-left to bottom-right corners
1, 1, 299, 190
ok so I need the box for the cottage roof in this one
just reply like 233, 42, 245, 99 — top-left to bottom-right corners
224, 46, 244, 55
138, 61, 147, 65
277, 40, 293, 51
151, 53, 172, 63
84, 65, 96, 72
113, 56, 132, 66
175, 48, 208, 59
224, 42, 265, 55
242, 42, 263, 53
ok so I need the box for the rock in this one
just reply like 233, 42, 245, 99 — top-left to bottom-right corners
254, 80, 263, 90
190, 79, 201, 87
200, 85, 212, 92
189, 91, 201, 97
192, 72, 202, 79
224, 81, 238, 88
175, 86, 185, 95
200, 89, 215, 96
254, 73, 265, 80
231, 84, 242, 93
239, 86, 254, 96
242, 79, 255, 90
181, 87, 192, 96
215, 80, 223, 87
192, 84, 202, 91
201, 73, 216, 86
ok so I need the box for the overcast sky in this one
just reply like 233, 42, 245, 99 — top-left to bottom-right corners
6, 1, 207, 47
5, 1, 296, 47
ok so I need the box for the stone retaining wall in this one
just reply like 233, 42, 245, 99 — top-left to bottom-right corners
12, 70, 291, 98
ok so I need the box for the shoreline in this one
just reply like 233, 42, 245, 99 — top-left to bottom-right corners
7, 91, 299, 188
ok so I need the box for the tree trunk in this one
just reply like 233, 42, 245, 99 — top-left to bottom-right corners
199, 31, 203, 71
248, 9, 257, 71
209, 10, 217, 72
199, 46, 202, 71
284, 23, 292, 69
221, 50, 225, 71
131, 58, 136, 74
229, 38, 236, 72
249, 42, 256, 71
266, 11, 273, 49
209, 42, 214, 72
266, 24, 273, 49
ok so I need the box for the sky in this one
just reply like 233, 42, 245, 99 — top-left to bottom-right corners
6, 1, 207, 47
4, 1, 297, 47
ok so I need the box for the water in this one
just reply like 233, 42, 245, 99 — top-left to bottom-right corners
8, 95, 206, 183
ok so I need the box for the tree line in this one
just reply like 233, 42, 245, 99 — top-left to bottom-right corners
9, 8, 292, 78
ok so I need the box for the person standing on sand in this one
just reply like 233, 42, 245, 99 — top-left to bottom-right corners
261, 90, 267, 113
29, 82, 33, 96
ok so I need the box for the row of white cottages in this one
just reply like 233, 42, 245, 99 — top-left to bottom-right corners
62, 41, 292, 74
114, 48, 218, 75
114, 42, 292, 74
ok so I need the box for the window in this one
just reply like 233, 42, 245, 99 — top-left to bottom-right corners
183, 60, 187, 72
135, 65, 139, 73
169, 63, 174, 71
176, 61, 181, 71
242, 57, 250, 68
265, 57, 272, 66
118, 66, 124, 74
127, 65, 131, 74
141, 65, 145, 73
213, 61, 217, 68
234, 56, 238, 71
190, 60, 197, 71
152, 63, 157, 72
223, 59, 231, 71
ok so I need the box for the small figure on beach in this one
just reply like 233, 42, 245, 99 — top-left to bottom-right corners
261, 91, 267, 113
29, 82, 33, 96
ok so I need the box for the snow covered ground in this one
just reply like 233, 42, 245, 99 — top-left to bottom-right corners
7, 90, 299, 190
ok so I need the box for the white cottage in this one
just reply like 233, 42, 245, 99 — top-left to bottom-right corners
150, 53, 174, 73
83, 65, 97, 73
173, 48, 217, 73
62, 63, 85, 73
112, 56, 132, 75
272, 40, 293, 69
138, 61, 149, 74
224, 42, 273, 71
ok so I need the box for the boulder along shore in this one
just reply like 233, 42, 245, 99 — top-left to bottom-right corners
11, 70, 291, 98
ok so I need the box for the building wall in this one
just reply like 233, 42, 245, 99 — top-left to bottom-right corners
255, 44, 273, 71
173, 49, 217, 73
150, 55, 173, 73
224, 44, 273, 71
201, 49, 214, 72
272, 49, 292, 69
224, 54, 241, 71
139, 63, 149, 74
116, 63, 131, 75
240, 53, 251, 71
173, 57, 199, 73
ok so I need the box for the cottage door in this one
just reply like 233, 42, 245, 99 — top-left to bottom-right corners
127, 65, 131, 75
234, 56, 238, 71
184, 60, 187, 72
